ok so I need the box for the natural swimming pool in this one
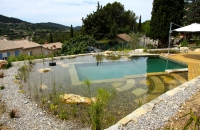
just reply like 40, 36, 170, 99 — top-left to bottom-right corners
23, 54, 188, 127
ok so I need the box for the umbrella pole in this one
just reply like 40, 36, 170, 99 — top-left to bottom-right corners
167, 22, 172, 54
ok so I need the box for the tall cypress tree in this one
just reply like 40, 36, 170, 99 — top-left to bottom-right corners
49, 33, 53, 43
138, 15, 141, 33
70, 24, 73, 38
149, 0, 184, 47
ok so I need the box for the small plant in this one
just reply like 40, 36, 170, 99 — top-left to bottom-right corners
10, 109, 17, 118
41, 96, 47, 106
0, 85, 5, 90
137, 98, 143, 108
59, 110, 68, 120
183, 109, 200, 130
0, 71, 4, 78
194, 36, 200, 46
143, 48, 148, 53
14, 75, 19, 79
19, 84, 23, 89
181, 39, 188, 47
19, 90, 25, 93
50, 103, 58, 115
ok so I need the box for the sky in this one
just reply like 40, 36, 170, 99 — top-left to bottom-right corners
0, 0, 153, 27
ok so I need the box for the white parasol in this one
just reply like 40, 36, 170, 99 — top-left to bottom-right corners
173, 23, 200, 32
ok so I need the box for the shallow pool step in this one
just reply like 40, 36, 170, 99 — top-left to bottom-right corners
149, 76, 164, 94
115, 79, 135, 92
160, 75, 177, 84
170, 73, 187, 84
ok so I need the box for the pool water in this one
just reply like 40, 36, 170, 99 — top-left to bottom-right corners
75, 57, 187, 81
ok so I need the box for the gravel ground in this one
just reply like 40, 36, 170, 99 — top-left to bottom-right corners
0, 66, 90, 130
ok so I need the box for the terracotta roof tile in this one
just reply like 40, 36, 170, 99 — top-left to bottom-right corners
42, 42, 62, 50
117, 34, 133, 42
0, 40, 23, 51
14, 40, 41, 49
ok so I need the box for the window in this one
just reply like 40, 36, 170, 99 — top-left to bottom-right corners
45, 51, 48, 55
0, 53, 2, 60
2, 52, 7, 60
28, 51, 32, 56
15, 50, 20, 56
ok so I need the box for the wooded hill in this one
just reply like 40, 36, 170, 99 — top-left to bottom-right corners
0, 14, 81, 43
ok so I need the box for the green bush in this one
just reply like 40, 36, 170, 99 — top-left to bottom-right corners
181, 39, 188, 47
0, 85, 5, 90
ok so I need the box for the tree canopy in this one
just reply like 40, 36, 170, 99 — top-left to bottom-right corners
81, 2, 138, 40
149, 0, 185, 47
183, 1, 200, 25
61, 35, 96, 55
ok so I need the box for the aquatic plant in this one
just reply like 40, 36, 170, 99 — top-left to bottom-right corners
83, 79, 115, 130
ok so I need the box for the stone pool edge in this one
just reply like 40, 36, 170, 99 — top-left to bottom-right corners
105, 76, 200, 130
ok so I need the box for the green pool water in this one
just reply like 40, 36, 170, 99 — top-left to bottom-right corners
75, 56, 187, 81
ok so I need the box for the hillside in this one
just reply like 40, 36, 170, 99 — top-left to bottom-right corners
36, 22, 70, 30
0, 14, 82, 43
0, 14, 27, 23
0, 14, 81, 30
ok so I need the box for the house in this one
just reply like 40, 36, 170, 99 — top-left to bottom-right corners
0, 39, 42, 60
0, 39, 23, 60
42, 42, 62, 56
115, 34, 132, 44
14, 40, 42, 56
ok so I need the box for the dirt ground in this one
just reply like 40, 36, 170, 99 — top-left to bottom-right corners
0, 93, 11, 130
163, 90, 200, 129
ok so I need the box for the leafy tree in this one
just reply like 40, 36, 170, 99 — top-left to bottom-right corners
138, 15, 142, 33
82, 2, 138, 40
149, 0, 184, 47
61, 35, 96, 55
127, 33, 141, 50
142, 20, 151, 36
183, 1, 200, 25
70, 24, 73, 38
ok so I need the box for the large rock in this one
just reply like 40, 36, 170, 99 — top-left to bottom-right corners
60, 94, 96, 104
38, 68, 51, 73
0, 60, 8, 69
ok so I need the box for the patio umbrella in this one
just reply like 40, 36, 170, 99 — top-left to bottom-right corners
173, 23, 200, 32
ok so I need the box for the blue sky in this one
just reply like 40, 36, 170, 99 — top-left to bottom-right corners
0, 0, 153, 27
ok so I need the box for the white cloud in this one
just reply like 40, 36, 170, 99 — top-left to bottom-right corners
0, 0, 153, 26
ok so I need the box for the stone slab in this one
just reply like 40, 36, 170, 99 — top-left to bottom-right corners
131, 88, 147, 97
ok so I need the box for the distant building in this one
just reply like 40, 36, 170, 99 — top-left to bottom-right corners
0, 39, 42, 60
42, 42, 62, 56
115, 34, 133, 44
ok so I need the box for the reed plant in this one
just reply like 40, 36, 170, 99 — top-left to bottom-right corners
83, 79, 115, 130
